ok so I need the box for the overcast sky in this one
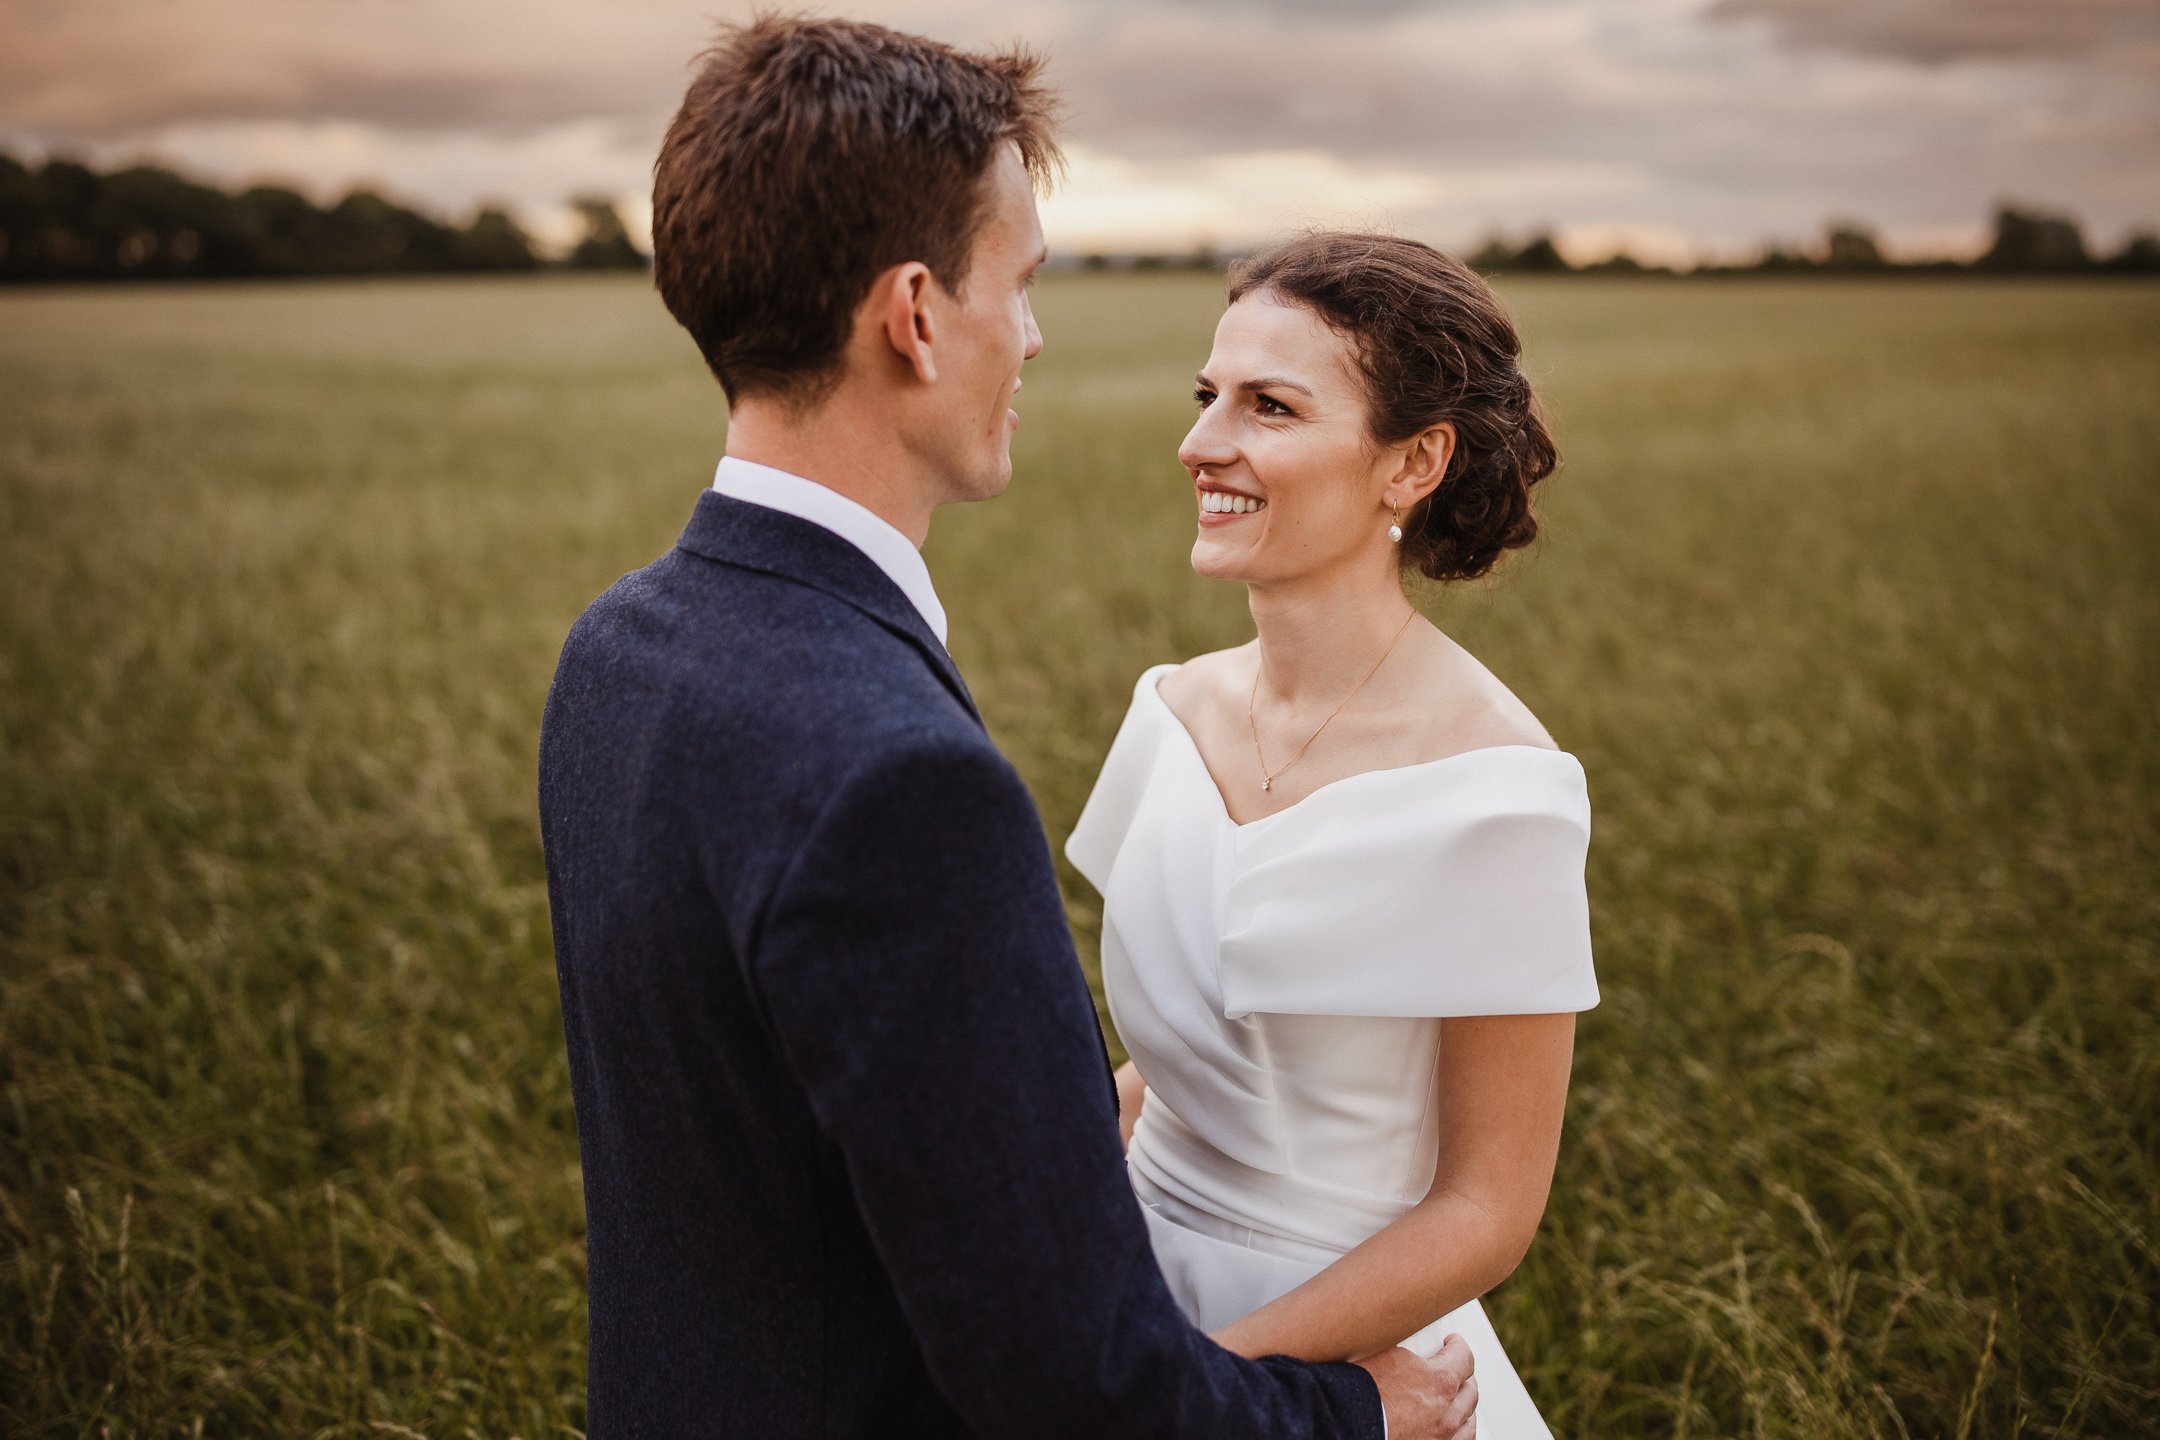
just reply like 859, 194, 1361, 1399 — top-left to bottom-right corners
3, 0, 2155, 262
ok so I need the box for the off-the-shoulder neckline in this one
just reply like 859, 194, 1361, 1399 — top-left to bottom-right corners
1137, 662, 1581, 833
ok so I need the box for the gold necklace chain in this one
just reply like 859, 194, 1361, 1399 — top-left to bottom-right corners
1247, 607, 1419, 794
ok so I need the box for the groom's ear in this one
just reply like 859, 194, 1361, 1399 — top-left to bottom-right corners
875, 261, 939, 385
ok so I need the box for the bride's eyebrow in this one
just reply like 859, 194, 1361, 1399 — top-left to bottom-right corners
1192, 373, 1315, 397
1246, 375, 1314, 398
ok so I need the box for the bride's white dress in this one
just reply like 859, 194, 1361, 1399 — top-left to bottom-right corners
1067, 665, 1600, 1438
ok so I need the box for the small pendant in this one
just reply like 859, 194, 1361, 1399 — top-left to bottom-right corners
1261, 777, 1272, 792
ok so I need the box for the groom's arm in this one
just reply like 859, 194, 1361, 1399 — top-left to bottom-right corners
744, 731, 1385, 1440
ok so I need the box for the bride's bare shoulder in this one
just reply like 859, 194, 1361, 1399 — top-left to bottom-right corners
1408, 628, 1561, 757
1156, 643, 1255, 720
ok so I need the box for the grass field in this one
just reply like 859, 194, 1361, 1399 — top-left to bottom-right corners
2, 270, 2156, 1438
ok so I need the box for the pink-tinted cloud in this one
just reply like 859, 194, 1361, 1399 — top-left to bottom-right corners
0, 0, 705, 136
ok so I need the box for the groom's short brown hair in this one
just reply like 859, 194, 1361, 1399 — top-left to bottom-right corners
653, 16, 1061, 406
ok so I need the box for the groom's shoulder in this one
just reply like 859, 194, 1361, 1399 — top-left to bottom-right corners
554, 544, 977, 749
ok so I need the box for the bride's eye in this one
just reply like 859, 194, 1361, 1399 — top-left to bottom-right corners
1256, 393, 1292, 417
1193, 387, 1216, 409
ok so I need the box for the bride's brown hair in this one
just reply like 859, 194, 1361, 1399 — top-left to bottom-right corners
1227, 232, 1557, 582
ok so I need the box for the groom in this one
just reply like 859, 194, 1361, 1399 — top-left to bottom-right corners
539, 17, 1476, 1438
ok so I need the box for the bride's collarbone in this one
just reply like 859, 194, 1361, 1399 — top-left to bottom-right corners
1162, 652, 1554, 819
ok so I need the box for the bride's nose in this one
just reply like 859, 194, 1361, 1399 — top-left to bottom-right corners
1178, 399, 1236, 475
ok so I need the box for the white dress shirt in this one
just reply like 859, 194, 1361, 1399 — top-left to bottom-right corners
710, 456, 948, 647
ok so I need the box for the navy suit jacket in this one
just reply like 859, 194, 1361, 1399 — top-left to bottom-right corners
539, 491, 1385, 1438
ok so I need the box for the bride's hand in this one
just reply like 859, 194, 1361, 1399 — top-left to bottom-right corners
1113, 1061, 1146, 1150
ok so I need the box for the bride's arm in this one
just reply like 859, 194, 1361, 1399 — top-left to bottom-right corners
1209, 1013, 1577, 1364
1114, 1060, 1147, 1150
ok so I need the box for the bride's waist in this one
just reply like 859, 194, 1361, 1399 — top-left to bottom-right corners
1128, 1098, 1412, 1255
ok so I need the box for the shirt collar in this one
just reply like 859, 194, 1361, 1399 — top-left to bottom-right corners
710, 456, 948, 647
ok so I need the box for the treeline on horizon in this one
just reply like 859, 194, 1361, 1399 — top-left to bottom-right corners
0, 153, 648, 283
1089, 206, 2160, 278
1466, 207, 2160, 277
4, 149, 2156, 285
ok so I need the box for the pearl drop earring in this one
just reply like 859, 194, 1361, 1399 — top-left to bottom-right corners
1387, 509, 1403, 544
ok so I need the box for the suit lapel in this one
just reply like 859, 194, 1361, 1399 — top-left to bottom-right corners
675, 490, 983, 726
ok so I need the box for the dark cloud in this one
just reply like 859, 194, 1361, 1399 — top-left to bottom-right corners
1051, 12, 1912, 173
1704, 0, 2160, 64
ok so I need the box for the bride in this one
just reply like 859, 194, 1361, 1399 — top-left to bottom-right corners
1067, 231, 1597, 1438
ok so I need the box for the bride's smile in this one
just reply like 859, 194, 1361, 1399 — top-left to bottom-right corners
1196, 480, 1267, 520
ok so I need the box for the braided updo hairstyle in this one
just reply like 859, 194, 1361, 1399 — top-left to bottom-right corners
1226, 232, 1556, 582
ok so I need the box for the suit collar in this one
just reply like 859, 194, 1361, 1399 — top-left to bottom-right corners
676, 490, 981, 725
709, 458, 947, 645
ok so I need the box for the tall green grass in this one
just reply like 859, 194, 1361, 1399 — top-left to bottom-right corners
2, 271, 2155, 1436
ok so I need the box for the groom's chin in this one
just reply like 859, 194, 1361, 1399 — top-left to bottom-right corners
958, 453, 1016, 503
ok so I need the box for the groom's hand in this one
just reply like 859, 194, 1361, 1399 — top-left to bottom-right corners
1357, 1334, 1477, 1440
